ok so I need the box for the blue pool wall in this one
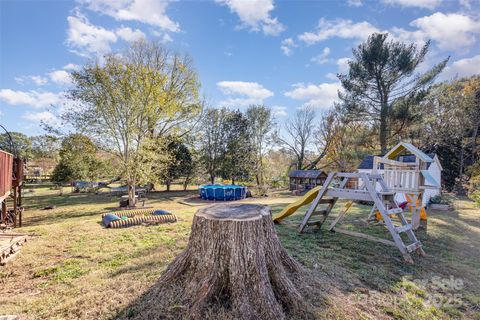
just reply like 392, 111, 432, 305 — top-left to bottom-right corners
199, 184, 247, 201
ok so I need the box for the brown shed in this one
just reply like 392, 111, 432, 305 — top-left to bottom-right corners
288, 170, 328, 191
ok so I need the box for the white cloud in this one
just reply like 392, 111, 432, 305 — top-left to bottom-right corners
217, 81, 273, 99
48, 70, 72, 86
439, 54, 480, 81
63, 63, 80, 71
116, 26, 146, 42
161, 33, 173, 43
150, 29, 174, 43
218, 97, 265, 108
22, 111, 60, 126
284, 82, 342, 109
411, 13, 480, 51
14, 75, 48, 86
272, 106, 287, 117
381, 0, 441, 9
0, 89, 61, 108
281, 38, 296, 56
324, 58, 351, 80
30, 76, 49, 86
299, 18, 379, 45
336, 57, 351, 74
348, 0, 363, 6
216, 0, 285, 36
326, 73, 337, 81
392, 13, 480, 51
66, 12, 118, 57
81, 0, 179, 32
217, 81, 274, 107
311, 47, 331, 65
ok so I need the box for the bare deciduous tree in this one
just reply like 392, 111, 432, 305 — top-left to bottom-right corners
276, 106, 316, 170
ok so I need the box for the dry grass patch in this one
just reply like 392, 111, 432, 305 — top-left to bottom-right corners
1, 184, 479, 319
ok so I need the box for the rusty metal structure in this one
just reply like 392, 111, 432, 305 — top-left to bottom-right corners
0, 125, 24, 228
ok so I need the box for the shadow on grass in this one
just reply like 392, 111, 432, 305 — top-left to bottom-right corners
22, 189, 198, 227
148, 190, 197, 199
22, 192, 119, 227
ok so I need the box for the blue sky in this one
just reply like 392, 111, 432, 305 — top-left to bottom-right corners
1, 0, 479, 135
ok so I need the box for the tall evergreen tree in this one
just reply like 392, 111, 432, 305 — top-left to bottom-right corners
338, 33, 448, 153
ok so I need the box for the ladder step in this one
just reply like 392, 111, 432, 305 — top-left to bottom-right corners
311, 210, 327, 216
378, 191, 395, 195
395, 224, 412, 233
388, 208, 403, 215
406, 241, 422, 253
306, 220, 323, 226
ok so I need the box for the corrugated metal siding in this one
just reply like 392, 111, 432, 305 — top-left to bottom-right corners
0, 150, 13, 201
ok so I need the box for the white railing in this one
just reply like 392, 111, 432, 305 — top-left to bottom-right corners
382, 169, 419, 192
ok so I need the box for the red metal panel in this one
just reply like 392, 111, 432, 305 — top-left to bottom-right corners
0, 150, 13, 201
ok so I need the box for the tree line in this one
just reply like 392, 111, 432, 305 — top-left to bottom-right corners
2, 34, 478, 205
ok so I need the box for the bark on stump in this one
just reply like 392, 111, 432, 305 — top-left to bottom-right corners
133, 203, 317, 320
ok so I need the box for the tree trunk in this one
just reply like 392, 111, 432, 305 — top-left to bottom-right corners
128, 181, 136, 207
125, 204, 318, 320
456, 144, 466, 195
380, 102, 389, 154
166, 180, 171, 192
298, 154, 304, 170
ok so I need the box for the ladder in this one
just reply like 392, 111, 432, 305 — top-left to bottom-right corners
299, 172, 425, 263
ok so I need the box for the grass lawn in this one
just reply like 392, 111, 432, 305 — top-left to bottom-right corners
1, 183, 479, 319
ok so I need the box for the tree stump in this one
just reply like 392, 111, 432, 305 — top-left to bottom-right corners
127, 204, 319, 320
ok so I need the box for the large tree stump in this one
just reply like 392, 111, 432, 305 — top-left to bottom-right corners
127, 204, 320, 320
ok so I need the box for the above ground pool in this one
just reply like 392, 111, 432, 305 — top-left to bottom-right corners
199, 184, 247, 201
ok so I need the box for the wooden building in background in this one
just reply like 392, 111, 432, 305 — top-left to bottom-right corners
288, 170, 328, 191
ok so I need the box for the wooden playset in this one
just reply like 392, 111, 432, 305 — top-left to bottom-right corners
273, 142, 440, 263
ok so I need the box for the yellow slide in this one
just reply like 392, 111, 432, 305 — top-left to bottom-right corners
273, 186, 322, 223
